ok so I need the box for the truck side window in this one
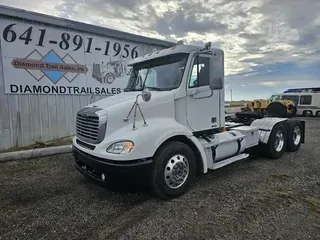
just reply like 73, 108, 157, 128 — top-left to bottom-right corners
188, 56, 210, 88
300, 95, 312, 105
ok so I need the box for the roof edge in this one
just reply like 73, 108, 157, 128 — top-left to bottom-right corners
0, 4, 175, 48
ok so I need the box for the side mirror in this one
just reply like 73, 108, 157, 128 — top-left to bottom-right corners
209, 54, 224, 90
141, 88, 151, 102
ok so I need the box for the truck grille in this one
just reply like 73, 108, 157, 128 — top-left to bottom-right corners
75, 107, 107, 144
76, 114, 99, 141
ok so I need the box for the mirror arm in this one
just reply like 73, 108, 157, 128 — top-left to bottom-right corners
123, 89, 151, 129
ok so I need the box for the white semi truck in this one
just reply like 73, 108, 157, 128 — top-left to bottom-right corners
72, 42, 305, 199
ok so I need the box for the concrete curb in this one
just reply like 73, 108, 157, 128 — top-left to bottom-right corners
0, 145, 72, 163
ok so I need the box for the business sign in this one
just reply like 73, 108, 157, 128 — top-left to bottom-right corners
0, 19, 154, 95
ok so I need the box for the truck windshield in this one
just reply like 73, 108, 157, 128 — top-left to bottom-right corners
125, 53, 189, 91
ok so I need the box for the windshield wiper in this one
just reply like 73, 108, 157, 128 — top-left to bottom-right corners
145, 87, 162, 91
124, 87, 141, 92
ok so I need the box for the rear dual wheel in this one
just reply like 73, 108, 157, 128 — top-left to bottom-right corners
264, 120, 303, 159
265, 123, 287, 159
285, 120, 303, 152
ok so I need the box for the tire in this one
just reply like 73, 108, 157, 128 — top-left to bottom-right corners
264, 123, 287, 159
285, 120, 303, 152
316, 111, 320, 117
104, 73, 115, 84
151, 141, 197, 200
287, 105, 297, 117
267, 102, 287, 118
291, 105, 297, 117
303, 110, 312, 117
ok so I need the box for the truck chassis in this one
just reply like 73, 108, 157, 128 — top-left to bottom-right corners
73, 114, 305, 199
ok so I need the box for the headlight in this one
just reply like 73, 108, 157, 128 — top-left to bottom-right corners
106, 141, 134, 155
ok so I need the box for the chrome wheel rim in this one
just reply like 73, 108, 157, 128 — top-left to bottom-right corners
164, 154, 189, 189
293, 126, 301, 145
274, 130, 285, 152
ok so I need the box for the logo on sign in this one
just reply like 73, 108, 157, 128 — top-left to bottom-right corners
91, 59, 131, 85
11, 49, 88, 84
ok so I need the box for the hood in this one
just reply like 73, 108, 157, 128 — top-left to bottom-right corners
87, 92, 139, 109
87, 91, 176, 111
86, 90, 176, 136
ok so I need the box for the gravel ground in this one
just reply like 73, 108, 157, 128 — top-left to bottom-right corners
0, 117, 319, 240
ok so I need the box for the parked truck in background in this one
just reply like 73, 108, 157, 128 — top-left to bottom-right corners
240, 87, 320, 118
269, 91, 320, 117
72, 42, 305, 199
241, 98, 297, 118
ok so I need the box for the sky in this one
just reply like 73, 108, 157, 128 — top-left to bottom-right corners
1, 0, 319, 100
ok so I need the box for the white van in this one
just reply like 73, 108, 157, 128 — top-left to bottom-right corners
269, 92, 320, 117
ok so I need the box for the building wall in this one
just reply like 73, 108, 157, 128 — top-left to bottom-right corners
0, 5, 174, 150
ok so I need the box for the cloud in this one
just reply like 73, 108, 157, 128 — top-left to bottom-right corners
1, 0, 319, 99
256, 80, 306, 87
154, 10, 228, 37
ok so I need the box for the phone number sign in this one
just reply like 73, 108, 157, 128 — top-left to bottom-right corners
0, 19, 144, 95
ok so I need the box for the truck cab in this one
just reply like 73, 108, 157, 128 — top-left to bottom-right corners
72, 42, 305, 199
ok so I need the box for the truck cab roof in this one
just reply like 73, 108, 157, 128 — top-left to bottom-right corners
128, 44, 224, 66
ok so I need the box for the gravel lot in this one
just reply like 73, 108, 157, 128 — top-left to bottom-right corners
1, 117, 319, 240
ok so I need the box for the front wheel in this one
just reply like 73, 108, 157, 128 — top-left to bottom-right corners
104, 73, 115, 84
151, 141, 197, 200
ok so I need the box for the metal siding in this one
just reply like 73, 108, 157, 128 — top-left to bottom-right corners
39, 94, 50, 142
64, 95, 74, 137
0, 14, 167, 151
8, 95, 18, 147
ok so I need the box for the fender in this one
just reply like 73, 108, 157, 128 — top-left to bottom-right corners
250, 117, 288, 143
154, 128, 209, 174
186, 135, 209, 173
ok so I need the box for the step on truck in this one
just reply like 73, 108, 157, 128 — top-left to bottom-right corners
72, 42, 305, 199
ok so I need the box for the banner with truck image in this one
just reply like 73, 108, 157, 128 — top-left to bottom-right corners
0, 19, 151, 95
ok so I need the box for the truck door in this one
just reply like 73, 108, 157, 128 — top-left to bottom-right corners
186, 53, 220, 132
